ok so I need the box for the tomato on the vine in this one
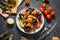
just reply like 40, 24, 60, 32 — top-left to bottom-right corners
46, 14, 51, 20
50, 11, 55, 17
48, 7, 53, 12
44, 10, 48, 16
41, 3, 46, 8
39, 7, 44, 13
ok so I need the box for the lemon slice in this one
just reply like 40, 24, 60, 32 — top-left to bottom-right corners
19, 20, 24, 27
7, 18, 14, 24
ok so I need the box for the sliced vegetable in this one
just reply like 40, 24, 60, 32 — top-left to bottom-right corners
19, 20, 24, 27
7, 18, 14, 24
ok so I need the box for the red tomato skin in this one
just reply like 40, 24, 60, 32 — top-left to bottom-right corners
50, 11, 55, 17
44, 10, 48, 16
39, 7, 44, 13
48, 7, 53, 12
36, 23, 40, 29
41, 3, 46, 8
46, 14, 51, 20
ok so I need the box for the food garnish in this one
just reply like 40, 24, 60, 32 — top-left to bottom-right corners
19, 20, 24, 28
7, 18, 14, 24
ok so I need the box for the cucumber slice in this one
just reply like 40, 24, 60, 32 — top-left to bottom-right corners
19, 20, 24, 27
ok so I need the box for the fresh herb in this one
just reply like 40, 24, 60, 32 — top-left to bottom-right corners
3, 4, 11, 11
7, 0, 16, 6
9, 34, 13, 40
19, 20, 24, 28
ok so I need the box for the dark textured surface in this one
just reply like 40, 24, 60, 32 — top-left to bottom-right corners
0, 0, 60, 40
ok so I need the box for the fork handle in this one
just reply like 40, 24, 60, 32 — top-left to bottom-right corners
40, 29, 46, 34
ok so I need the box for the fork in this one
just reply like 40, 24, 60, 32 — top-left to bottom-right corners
40, 22, 55, 34
40, 27, 48, 34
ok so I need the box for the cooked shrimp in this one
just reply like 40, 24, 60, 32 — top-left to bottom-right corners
24, 23, 26, 26
27, 23, 32, 27
32, 10, 38, 16
28, 15, 33, 18
23, 20, 27, 23
26, 10, 30, 15
27, 18, 32, 23
32, 16, 37, 20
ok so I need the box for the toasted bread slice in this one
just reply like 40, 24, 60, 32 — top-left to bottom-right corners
6, 0, 18, 14
52, 37, 59, 40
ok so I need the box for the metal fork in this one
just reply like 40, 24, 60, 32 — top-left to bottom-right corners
40, 22, 55, 34
40, 27, 48, 34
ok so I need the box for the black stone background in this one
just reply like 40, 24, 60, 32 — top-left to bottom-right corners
0, 0, 60, 40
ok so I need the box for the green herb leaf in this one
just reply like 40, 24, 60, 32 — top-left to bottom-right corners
3, 4, 11, 11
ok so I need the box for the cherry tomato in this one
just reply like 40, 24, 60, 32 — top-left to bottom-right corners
36, 23, 40, 29
46, 14, 51, 20
39, 7, 44, 13
50, 11, 55, 17
32, 10, 38, 16
48, 7, 53, 12
41, 3, 46, 8
44, 10, 48, 16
